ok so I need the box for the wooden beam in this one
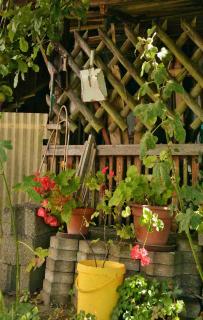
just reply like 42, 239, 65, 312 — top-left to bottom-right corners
43, 144, 203, 157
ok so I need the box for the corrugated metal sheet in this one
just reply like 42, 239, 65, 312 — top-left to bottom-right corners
0, 113, 48, 211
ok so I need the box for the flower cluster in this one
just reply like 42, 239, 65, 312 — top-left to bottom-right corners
33, 173, 60, 227
101, 166, 114, 177
130, 244, 151, 266
33, 172, 55, 195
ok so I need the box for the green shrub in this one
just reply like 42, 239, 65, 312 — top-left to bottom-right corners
111, 275, 184, 320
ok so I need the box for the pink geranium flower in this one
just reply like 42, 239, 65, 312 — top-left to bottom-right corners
130, 244, 151, 266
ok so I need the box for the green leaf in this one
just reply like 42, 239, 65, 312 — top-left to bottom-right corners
62, 199, 76, 224
143, 155, 157, 168
147, 25, 156, 37
140, 132, 158, 158
14, 72, 19, 88
19, 37, 29, 53
0, 85, 13, 97
121, 206, 131, 218
176, 208, 193, 233
151, 63, 168, 86
138, 82, 150, 98
140, 61, 151, 77
163, 80, 184, 99
91, 211, 100, 219
32, 64, 39, 72
18, 60, 28, 73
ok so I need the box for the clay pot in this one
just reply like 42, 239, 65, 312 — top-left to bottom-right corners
131, 204, 172, 246
67, 208, 95, 236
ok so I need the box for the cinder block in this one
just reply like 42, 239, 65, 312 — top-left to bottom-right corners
148, 251, 181, 265
181, 275, 202, 290
144, 264, 177, 277
109, 243, 131, 259
0, 262, 12, 292
77, 252, 105, 262
182, 297, 201, 318
43, 279, 72, 295
181, 251, 203, 264
46, 257, 75, 273
41, 290, 69, 306
48, 248, 77, 262
79, 240, 107, 255
108, 255, 139, 272
45, 270, 74, 285
50, 236, 79, 251
177, 237, 201, 252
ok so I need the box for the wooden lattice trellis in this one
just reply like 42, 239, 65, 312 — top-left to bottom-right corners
46, 18, 203, 144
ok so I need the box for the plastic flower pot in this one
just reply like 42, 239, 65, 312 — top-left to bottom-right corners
67, 208, 94, 236
131, 204, 172, 246
76, 260, 125, 320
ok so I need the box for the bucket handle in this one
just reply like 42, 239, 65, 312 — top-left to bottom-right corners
75, 275, 120, 293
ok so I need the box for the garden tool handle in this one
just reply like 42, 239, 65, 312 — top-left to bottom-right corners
75, 276, 119, 293
90, 50, 95, 68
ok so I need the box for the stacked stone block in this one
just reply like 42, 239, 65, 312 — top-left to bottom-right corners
0, 204, 54, 293
41, 235, 79, 305
109, 242, 140, 275
177, 237, 202, 319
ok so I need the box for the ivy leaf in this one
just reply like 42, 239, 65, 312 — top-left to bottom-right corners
138, 83, 150, 98
19, 37, 29, 52
134, 100, 166, 128
140, 132, 158, 159
163, 80, 184, 99
151, 63, 168, 86
0, 85, 13, 97
143, 155, 157, 168
176, 208, 193, 233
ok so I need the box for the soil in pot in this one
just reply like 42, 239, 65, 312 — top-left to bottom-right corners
131, 204, 172, 246
67, 207, 94, 236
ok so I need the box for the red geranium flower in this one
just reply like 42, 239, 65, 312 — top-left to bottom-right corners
34, 174, 55, 195
109, 170, 114, 177
37, 207, 47, 218
101, 166, 109, 174
44, 214, 60, 227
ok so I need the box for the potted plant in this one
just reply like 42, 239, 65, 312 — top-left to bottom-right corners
111, 274, 184, 319
109, 164, 174, 246
15, 169, 94, 236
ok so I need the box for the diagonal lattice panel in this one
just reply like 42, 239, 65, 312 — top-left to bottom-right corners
50, 19, 203, 138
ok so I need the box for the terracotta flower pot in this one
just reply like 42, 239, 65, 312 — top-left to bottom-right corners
67, 208, 95, 236
131, 204, 172, 246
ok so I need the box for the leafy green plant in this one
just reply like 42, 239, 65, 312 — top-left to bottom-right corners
0, 291, 40, 320
109, 164, 173, 208
15, 169, 81, 227
132, 25, 203, 281
73, 311, 96, 320
111, 275, 184, 320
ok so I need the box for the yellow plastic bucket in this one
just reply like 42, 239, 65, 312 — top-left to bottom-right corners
76, 260, 126, 320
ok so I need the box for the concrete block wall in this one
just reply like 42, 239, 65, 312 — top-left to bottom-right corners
0, 204, 55, 293
42, 235, 202, 318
